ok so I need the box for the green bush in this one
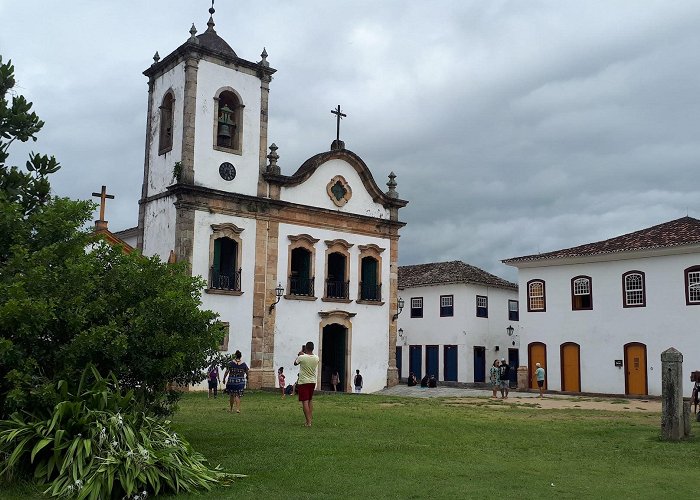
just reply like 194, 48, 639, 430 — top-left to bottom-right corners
0, 366, 241, 499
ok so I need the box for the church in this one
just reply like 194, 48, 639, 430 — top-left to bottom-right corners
118, 6, 407, 392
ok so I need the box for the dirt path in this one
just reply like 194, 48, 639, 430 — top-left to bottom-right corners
447, 395, 661, 412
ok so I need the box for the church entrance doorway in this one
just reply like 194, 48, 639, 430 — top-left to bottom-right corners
624, 343, 647, 395
321, 323, 347, 392
528, 342, 547, 390
560, 343, 581, 392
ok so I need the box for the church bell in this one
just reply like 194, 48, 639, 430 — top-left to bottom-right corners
217, 104, 236, 147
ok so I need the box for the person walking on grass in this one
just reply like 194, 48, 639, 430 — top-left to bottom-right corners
223, 350, 249, 413
354, 369, 363, 393
489, 359, 500, 398
278, 367, 286, 398
294, 341, 319, 427
535, 362, 546, 398
207, 362, 220, 399
498, 358, 510, 399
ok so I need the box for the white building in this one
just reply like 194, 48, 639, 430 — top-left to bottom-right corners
503, 216, 700, 396
396, 261, 519, 385
128, 8, 407, 392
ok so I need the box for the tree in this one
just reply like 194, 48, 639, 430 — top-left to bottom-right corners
0, 56, 223, 418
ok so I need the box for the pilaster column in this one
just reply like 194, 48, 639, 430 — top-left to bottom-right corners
180, 55, 199, 185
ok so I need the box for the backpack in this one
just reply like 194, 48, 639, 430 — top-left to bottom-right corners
208, 368, 218, 381
285, 384, 294, 395
355, 374, 363, 387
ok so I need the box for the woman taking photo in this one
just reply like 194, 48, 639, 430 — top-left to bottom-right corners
223, 350, 249, 413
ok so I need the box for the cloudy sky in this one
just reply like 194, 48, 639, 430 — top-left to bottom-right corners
2, 1, 699, 281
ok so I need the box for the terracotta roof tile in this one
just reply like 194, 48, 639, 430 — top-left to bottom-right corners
503, 216, 700, 264
398, 261, 517, 290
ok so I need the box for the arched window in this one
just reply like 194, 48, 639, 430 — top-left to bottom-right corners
684, 266, 700, 305
527, 280, 546, 312
622, 271, 646, 307
358, 244, 384, 304
571, 276, 592, 310
158, 91, 174, 155
214, 89, 243, 153
287, 234, 319, 299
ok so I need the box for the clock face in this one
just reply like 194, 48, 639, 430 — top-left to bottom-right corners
219, 162, 236, 181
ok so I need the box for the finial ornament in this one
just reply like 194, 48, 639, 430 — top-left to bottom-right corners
189, 24, 199, 43
386, 171, 398, 198
267, 143, 281, 175
206, 0, 216, 32
259, 47, 269, 67
152, 51, 160, 65
209, 0, 215, 15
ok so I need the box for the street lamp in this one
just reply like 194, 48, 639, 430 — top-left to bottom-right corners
269, 283, 284, 313
392, 297, 405, 321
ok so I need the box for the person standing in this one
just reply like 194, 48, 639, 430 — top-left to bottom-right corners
331, 370, 340, 392
535, 362, 546, 398
499, 358, 510, 399
223, 350, 249, 413
489, 359, 500, 398
294, 341, 319, 427
353, 370, 363, 393
207, 363, 220, 399
278, 367, 286, 398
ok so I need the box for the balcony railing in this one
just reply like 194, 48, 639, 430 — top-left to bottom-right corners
325, 279, 350, 300
289, 276, 315, 296
359, 282, 382, 301
209, 267, 242, 292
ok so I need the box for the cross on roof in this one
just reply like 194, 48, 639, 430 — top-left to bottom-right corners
92, 185, 115, 224
331, 104, 346, 142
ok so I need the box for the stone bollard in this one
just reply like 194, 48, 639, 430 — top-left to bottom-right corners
683, 400, 691, 438
661, 347, 685, 441
517, 366, 528, 390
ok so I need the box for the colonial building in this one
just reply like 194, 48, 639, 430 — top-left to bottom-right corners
503, 216, 700, 396
132, 7, 407, 392
396, 261, 518, 385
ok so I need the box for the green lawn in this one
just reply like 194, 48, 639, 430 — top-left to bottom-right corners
3, 391, 700, 499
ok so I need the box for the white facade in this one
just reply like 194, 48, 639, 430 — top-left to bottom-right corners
396, 265, 519, 384
509, 247, 700, 396
136, 15, 406, 392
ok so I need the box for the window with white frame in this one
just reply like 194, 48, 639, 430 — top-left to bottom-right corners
571, 276, 592, 310
440, 295, 454, 317
623, 271, 645, 307
527, 280, 546, 312
410, 297, 423, 318
476, 295, 488, 318
685, 266, 700, 305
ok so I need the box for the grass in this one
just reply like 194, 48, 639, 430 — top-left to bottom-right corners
2, 390, 699, 499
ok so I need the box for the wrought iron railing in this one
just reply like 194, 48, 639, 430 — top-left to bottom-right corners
325, 279, 350, 299
289, 276, 315, 296
359, 282, 382, 301
209, 267, 242, 292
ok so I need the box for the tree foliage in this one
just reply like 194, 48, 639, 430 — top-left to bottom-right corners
0, 56, 224, 419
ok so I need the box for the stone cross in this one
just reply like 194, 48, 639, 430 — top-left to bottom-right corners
331, 104, 346, 143
92, 185, 114, 229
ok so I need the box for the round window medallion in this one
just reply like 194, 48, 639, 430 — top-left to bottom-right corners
219, 162, 236, 181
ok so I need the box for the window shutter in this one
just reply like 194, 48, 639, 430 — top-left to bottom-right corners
213, 238, 221, 273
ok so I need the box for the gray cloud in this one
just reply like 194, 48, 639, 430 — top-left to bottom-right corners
2, 0, 700, 282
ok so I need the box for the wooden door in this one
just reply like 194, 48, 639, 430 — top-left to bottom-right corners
508, 348, 519, 388
528, 342, 547, 389
396, 346, 402, 380
560, 343, 581, 392
425, 345, 439, 379
444, 345, 458, 382
473, 346, 486, 383
625, 343, 647, 395
409, 345, 422, 380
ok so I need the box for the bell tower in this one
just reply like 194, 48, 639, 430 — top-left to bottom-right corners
137, 3, 275, 253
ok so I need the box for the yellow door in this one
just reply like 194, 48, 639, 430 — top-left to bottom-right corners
529, 343, 546, 389
561, 343, 581, 392
625, 343, 647, 395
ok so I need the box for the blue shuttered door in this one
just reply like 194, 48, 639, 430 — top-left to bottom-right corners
396, 346, 402, 379
426, 346, 439, 379
444, 345, 458, 381
409, 345, 422, 380
473, 346, 486, 383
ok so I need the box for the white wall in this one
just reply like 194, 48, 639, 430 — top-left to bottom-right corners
193, 60, 262, 196
516, 252, 700, 396
281, 159, 390, 218
191, 211, 258, 361
147, 63, 185, 196
273, 222, 392, 393
397, 283, 518, 383
142, 196, 176, 261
